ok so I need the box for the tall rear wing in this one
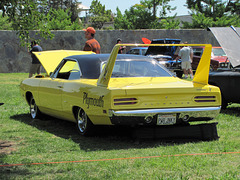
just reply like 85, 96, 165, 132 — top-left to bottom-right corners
97, 44, 212, 87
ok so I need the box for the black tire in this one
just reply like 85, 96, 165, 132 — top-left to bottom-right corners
75, 108, 94, 136
29, 96, 42, 119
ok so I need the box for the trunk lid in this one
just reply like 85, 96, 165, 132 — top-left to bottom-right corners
108, 77, 220, 109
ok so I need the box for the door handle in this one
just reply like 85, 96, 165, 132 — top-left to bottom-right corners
57, 85, 63, 88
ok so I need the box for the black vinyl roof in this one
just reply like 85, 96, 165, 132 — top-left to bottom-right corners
66, 54, 154, 62
64, 54, 156, 79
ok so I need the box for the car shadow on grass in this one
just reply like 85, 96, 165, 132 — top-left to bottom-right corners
11, 113, 209, 151
0, 165, 30, 180
221, 105, 240, 116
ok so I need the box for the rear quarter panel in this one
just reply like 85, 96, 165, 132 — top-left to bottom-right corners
61, 79, 124, 125
20, 78, 42, 105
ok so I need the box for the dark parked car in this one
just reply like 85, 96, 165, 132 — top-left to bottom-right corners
208, 26, 240, 109
145, 39, 219, 77
171, 54, 219, 78
209, 69, 240, 108
126, 39, 179, 69
127, 39, 219, 78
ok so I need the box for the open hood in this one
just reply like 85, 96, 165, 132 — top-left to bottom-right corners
33, 50, 94, 75
145, 38, 181, 57
209, 26, 240, 68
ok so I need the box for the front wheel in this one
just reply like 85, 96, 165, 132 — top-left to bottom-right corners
29, 96, 42, 119
76, 108, 94, 136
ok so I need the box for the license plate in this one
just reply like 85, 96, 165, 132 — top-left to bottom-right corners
157, 114, 176, 125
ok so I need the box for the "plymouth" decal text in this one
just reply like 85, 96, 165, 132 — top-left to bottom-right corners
83, 92, 104, 108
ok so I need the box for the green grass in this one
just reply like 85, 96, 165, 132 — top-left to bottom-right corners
0, 73, 240, 179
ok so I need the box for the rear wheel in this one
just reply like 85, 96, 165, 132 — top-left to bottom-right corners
29, 96, 42, 119
76, 108, 94, 136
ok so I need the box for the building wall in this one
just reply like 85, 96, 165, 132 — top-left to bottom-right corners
0, 29, 219, 73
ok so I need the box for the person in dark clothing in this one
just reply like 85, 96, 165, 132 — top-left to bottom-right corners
83, 27, 101, 54
28, 40, 42, 77
116, 38, 126, 54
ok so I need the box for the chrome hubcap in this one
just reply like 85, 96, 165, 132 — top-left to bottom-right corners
30, 98, 37, 119
77, 110, 87, 133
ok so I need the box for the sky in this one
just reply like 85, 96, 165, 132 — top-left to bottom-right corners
79, 0, 190, 16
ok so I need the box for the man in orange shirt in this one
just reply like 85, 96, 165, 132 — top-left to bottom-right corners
83, 27, 101, 54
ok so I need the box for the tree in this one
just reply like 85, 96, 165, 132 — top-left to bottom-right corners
88, 0, 113, 29
46, 0, 81, 22
160, 16, 180, 29
0, 0, 84, 46
184, 0, 240, 28
0, 13, 13, 30
46, 8, 83, 30
182, 13, 214, 28
186, 0, 230, 20
114, 8, 127, 29
114, 4, 156, 29
114, 1, 179, 30
140, 0, 176, 18
225, 0, 240, 15
0, 0, 54, 46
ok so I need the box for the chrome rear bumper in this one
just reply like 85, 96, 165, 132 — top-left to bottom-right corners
109, 106, 221, 121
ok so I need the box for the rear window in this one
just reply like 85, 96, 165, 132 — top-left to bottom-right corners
103, 60, 172, 78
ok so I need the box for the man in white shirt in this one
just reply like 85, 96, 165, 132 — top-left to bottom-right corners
175, 42, 193, 79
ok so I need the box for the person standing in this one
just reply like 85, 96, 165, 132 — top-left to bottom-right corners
116, 38, 126, 54
28, 40, 42, 78
175, 42, 193, 79
83, 27, 101, 54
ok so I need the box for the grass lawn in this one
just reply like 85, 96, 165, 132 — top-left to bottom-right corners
0, 73, 240, 179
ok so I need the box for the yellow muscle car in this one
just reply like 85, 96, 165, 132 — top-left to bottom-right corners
20, 44, 221, 136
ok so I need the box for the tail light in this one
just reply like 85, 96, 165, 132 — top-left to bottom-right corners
114, 98, 138, 105
194, 96, 216, 102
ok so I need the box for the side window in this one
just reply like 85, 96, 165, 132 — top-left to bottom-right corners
68, 62, 81, 80
51, 61, 65, 79
129, 49, 140, 55
129, 49, 134, 54
56, 60, 81, 80
132, 49, 140, 55
193, 48, 203, 56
